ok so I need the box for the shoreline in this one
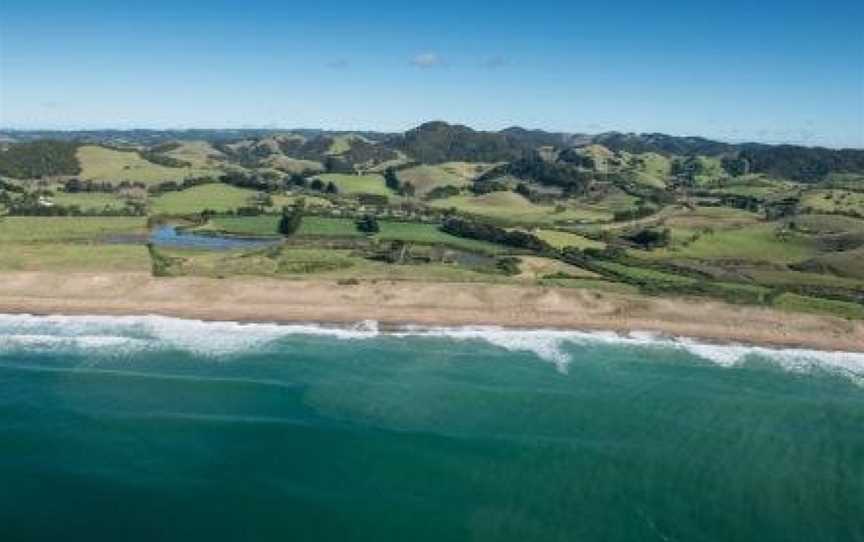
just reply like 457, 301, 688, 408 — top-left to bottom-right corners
0, 271, 862, 353
5, 309, 863, 357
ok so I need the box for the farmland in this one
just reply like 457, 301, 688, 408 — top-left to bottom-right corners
315, 173, 391, 196
2, 122, 864, 321
77, 145, 217, 184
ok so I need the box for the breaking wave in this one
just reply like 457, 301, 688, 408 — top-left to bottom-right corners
0, 314, 862, 384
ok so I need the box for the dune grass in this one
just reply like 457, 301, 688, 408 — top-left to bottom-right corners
0, 216, 146, 242
774, 293, 864, 320
0, 243, 150, 272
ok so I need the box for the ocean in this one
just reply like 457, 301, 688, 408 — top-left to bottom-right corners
0, 314, 862, 541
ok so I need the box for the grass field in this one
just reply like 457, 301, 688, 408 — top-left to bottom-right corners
429, 192, 610, 225
594, 261, 698, 286
0, 243, 150, 272
396, 164, 475, 196
774, 293, 864, 320
151, 184, 258, 215
163, 141, 225, 168
298, 217, 363, 237
205, 216, 360, 237
0, 216, 146, 242
790, 214, 864, 234
796, 248, 864, 279
265, 155, 324, 175
534, 229, 604, 250
77, 145, 217, 184
630, 152, 671, 188
203, 216, 505, 253
517, 256, 600, 280
157, 245, 510, 283
316, 173, 391, 196
377, 222, 504, 254
801, 189, 864, 216
641, 223, 818, 264
49, 191, 131, 212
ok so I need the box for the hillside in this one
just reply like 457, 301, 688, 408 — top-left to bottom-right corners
2, 120, 864, 323
388, 121, 530, 164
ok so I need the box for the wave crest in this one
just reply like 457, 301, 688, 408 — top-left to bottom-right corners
0, 314, 862, 383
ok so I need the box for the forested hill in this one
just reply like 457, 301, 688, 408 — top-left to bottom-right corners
386, 121, 531, 164
1, 122, 862, 182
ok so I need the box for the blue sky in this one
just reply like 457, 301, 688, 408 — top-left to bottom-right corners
1, 0, 862, 147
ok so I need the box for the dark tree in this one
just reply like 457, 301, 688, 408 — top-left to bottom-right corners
384, 168, 401, 191
356, 214, 380, 234
278, 201, 304, 236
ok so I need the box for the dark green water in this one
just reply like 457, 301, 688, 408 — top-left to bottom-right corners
0, 315, 862, 541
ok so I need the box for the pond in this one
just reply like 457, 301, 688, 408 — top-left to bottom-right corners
148, 225, 282, 251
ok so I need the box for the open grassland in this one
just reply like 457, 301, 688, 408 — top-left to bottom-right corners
156, 246, 508, 284
774, 293, 864, 320
205, 216, 360, 237
797, 248, 864, 280
429, 192, 610, 225
163, 141, 225, 168
517, 256, 600, 280
0, 243, 150, 272
710, 176, 798, 199
533, 229, 604, 250
264, 155, 324, 174
790, 214, 864, 234
396, 164, 473, 195
0, 216, 146, 242
49, 191, 131, 212
202, 216, 505, 253
377, 222, 505, 254
662, 206, 763, 230
589, 189, 640, 213
325, 136, 354, 155
269, 193, 334, 210
298, 217, 362, 237
630, 152, 671, 188
77, 145, 217, 184
316, 173, 390, 196
801, 189, 864, 215
742, 267, 864, 290
691, 156, 725, 186
151, 184, 258, 215
594, 261, 698, 286
640, 223, 818, 264
204, 215, 280, 236
659, 206, 764, 244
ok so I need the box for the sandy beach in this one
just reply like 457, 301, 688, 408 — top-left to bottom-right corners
0, 271, 861, 352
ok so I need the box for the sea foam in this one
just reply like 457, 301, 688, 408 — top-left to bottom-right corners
0, 314, 862, 383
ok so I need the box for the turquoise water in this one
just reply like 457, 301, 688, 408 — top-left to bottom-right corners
149, 225, 280, 250
0, 314, 862, 541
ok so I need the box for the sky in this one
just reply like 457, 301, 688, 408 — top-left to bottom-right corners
0, 0, 862, 148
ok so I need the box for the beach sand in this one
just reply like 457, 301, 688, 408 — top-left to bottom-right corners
0, 271, 861, 352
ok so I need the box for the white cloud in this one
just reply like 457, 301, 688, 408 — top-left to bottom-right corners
410, 52, 444, 68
